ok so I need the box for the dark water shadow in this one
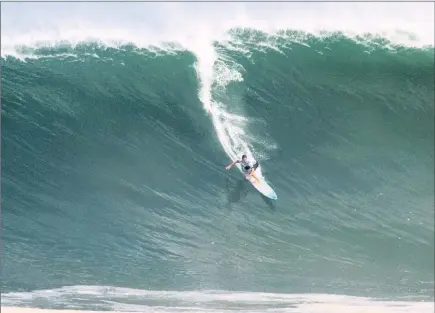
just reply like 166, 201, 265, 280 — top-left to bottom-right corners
225, 177, 277, 211
225, 177, 249, 208
259, 193, 277, 212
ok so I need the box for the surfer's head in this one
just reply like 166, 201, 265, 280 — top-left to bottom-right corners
241, 155, 247, 161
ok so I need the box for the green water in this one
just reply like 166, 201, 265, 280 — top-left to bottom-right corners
1, 31, 434, 311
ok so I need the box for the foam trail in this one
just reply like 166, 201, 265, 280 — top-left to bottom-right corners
189, 33, 257, 172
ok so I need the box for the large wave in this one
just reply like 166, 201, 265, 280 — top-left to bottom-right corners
1, 2, 434, 313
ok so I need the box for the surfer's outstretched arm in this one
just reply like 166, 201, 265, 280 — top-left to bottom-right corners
225, 160, 239, 170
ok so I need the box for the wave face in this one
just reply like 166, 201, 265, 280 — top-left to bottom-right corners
1, 12, 434, 313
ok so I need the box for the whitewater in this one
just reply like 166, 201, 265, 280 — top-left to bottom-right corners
1, 2, 434, 313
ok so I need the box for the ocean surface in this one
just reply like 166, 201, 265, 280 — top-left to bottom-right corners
1, 2, 434, 313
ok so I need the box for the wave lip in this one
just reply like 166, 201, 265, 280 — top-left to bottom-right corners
2, 2, 434, 58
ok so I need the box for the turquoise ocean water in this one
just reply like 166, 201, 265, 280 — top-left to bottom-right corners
1, 2, 434, 313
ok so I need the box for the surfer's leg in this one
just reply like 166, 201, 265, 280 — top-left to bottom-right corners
249, 162, 260, 181
250, 168, 260, 182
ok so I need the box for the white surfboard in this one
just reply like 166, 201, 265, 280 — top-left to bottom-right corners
238, 165, 278, 200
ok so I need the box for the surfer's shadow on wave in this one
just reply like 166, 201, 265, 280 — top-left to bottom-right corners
225, 178, 249, 205
259, 193, 276, 211
225, 178, 276, 211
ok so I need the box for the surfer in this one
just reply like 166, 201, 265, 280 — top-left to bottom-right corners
225, 154, 260, 182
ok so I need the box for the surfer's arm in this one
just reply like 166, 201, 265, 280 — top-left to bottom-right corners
225, 160, 239, 170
